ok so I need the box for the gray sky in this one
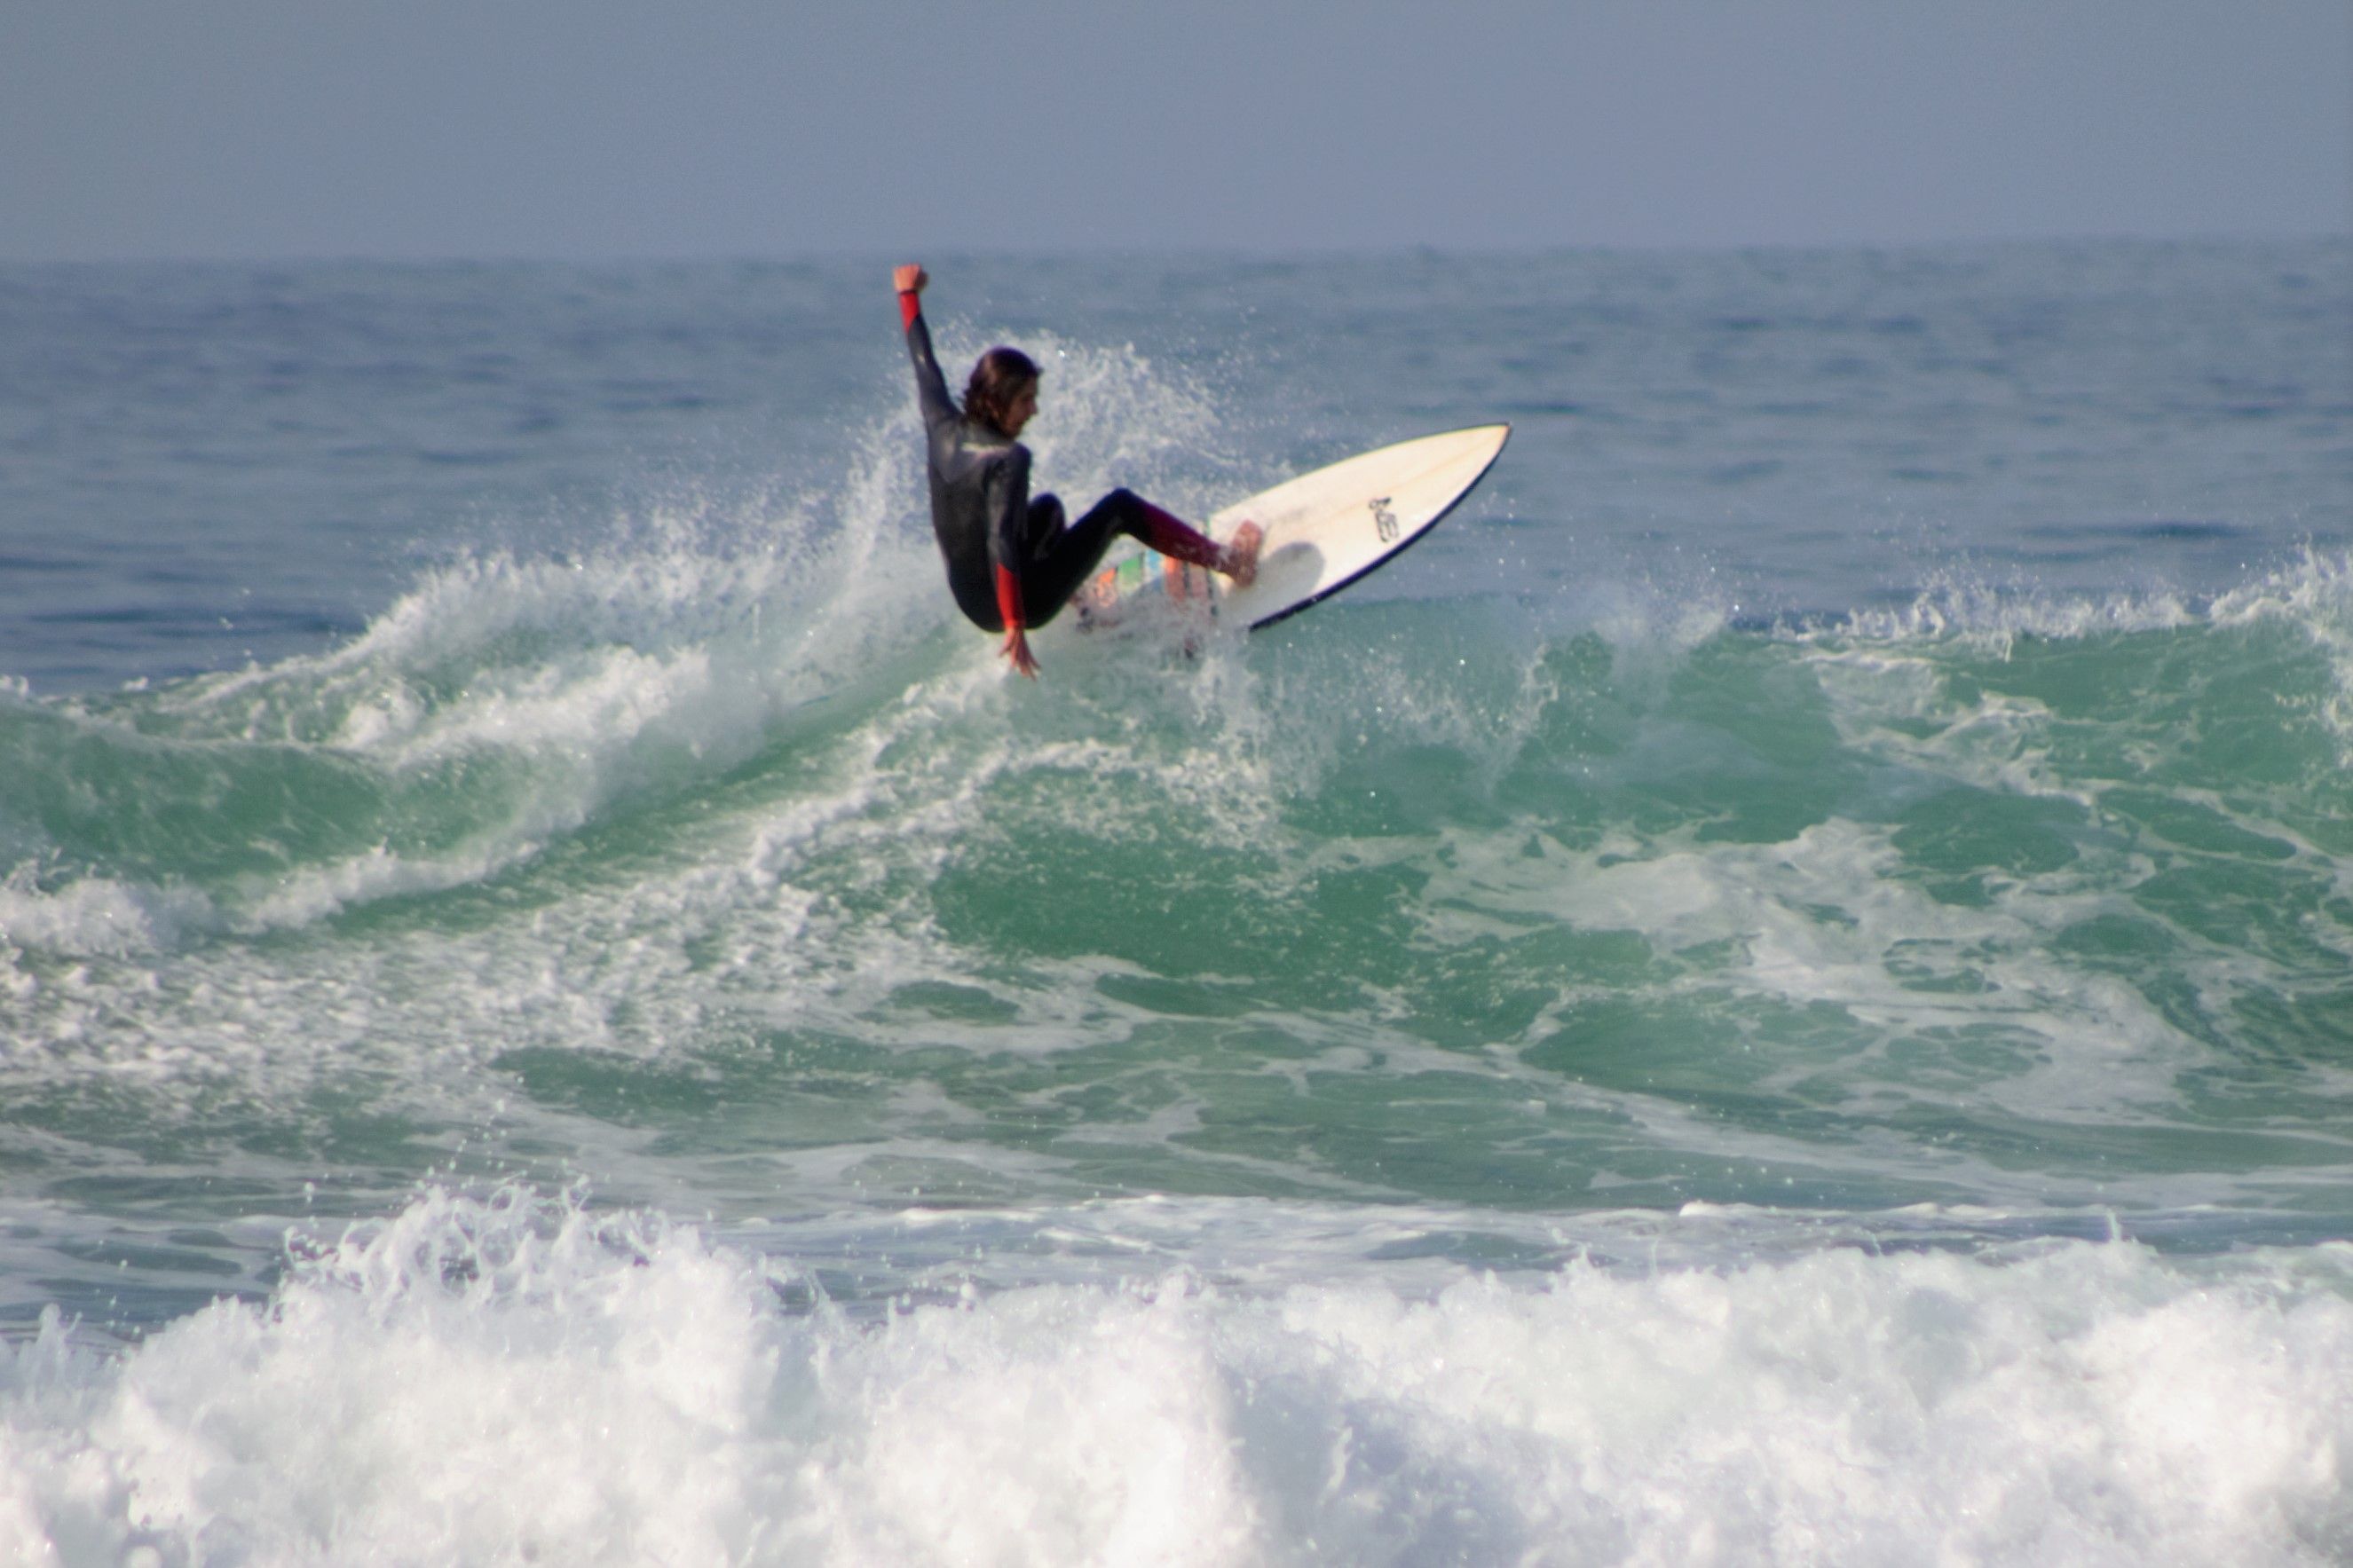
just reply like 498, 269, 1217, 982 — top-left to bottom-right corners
4, 1, 2347, 259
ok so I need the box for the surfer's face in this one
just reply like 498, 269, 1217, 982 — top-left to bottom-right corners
999, 380, 1038, 438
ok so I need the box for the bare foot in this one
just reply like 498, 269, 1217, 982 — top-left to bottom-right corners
1220, 521, 1263, 588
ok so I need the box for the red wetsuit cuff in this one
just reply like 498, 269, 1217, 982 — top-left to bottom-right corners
993, 564, 1026, 632
898, 291, 921, 330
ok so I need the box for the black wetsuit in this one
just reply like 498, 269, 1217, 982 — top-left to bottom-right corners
901, 294, 1210, 634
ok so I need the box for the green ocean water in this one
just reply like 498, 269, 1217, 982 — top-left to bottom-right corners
5, 558, 2349, 1329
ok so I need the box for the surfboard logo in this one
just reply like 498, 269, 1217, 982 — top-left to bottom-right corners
1370, 496, 1399, 542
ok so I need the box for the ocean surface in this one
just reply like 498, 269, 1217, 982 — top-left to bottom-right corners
1, 241, 2349, 1564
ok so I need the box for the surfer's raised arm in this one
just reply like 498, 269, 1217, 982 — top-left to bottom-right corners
894, 264, 956, 432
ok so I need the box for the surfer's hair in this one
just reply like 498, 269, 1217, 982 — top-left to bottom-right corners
964, 347, 1041, 436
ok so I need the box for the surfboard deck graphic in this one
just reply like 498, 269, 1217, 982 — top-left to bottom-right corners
1078, 424, 1510, 632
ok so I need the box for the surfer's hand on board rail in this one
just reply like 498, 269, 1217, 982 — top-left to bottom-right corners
1002, 625, 1040, 679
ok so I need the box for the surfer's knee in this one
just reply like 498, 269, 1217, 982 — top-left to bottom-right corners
1101, 488, 1154, 534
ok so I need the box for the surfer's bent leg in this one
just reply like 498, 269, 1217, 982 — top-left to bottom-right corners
1089, 491, 1223, 569
1015, 490, 1261, 626
1092, 490, 1260, 588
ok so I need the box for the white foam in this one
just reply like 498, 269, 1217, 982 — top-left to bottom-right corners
0, 871, 213, 959
2, 1191, 2348, 1565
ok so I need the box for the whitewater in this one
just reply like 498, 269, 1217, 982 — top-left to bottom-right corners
0, 243, 2349, 1564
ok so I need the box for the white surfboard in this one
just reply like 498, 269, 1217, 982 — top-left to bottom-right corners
1078, 424, 1510, 631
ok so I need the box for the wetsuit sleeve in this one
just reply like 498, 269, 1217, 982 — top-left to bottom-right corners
985, 445, 1032, 631
901, 295, 957, 433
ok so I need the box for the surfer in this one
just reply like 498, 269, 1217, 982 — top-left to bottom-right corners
895, 264, 1259, 677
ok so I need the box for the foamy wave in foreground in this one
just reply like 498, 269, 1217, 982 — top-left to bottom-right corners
3, 1190, 2347, 1565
